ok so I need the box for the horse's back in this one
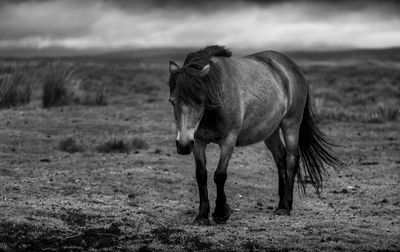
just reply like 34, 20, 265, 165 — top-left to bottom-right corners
210, 50, 308, 146
246, 50, 308, 95
210, 53, 287, 145
246, 50, 308, 123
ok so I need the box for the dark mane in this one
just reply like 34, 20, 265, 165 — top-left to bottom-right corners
169, 45, 232, 108
184, 45, 232, 69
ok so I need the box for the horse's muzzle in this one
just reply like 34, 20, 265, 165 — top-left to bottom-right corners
176, 140, 194, 155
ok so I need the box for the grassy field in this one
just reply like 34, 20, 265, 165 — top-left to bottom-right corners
0, 50, 399, 251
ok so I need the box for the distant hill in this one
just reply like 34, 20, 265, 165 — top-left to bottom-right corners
286, 47, 400, 62
94, 47, 400, 63
93, 47, 194, 63
0, 47, 106, 58
1, 46, 400, 63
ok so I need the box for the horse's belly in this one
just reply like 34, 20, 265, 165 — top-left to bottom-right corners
236, 119, 281, 146
235, 98, 285, 146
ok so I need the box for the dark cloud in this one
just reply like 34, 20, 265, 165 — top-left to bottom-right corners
9, 0, 397, 10
0, 1, 97, 40
0, 0, 399, 51
107, 0, 400, 10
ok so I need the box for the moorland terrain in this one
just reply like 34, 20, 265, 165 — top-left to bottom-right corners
0, 48, 399, 251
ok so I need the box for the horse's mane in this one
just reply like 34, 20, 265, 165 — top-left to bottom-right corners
169, 45, 232, 108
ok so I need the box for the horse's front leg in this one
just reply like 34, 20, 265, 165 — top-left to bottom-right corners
193, 140, 211, 226
213, 133, 236, 224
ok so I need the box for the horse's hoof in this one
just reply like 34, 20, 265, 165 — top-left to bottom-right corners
212, 204, 233, 224
193, 216, 211, 226
273, 208, 291, 216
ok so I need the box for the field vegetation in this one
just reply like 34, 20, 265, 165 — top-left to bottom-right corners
0, 51, 399, 251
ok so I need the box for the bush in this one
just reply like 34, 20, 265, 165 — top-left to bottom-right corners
0, 73, 31, 108
96, 138, 130, 153
42, 64, 74, 108
58, 137, 83, 153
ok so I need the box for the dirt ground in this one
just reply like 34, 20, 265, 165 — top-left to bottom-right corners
0, 54, 399, 251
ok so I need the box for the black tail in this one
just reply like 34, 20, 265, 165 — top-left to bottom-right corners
297, 95, 343, 194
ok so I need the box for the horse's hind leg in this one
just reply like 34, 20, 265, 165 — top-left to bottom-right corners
264, 129, 287, 207
278, 121, 301, 215
193, 140, 211, 226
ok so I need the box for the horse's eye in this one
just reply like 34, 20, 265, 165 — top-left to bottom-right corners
168, 98, 175, 105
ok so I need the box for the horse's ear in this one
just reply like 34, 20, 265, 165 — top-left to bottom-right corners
169, 61, 179, 73
200, 64, 210, 77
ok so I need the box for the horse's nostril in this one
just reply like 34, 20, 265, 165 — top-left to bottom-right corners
176, 139, 194, 155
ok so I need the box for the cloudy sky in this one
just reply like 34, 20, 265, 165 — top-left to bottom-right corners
0, 0, 399, 55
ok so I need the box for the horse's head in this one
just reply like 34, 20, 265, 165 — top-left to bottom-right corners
168, 61, 210, 155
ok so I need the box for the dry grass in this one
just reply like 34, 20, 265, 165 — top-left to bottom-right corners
0, 57, 399, 251
131, 137, 149, 150
42, 64, 74, 108
0, 72, 31, 108
311, 96, 325, 123
363, 99, 400, 123
96, 137, 149, 153
306, 64, 400, 123
80, 84, 107, 106
377, 99, 400, 121
131, 73, 162, 94
58, 137, 83, 153
96, 138, 131, 153
42, 63, 107, 108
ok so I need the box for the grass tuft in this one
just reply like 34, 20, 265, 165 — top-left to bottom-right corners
377, 99, 399, 121
131, 137, 149, 150
311, 96, 324, 123
96, 138, 130, 153
58, 137, 83, 153
364, 99, 400, 123
42, 63, 107, 108
75, 78, 107, 106
42, 64, 74, 108
80, 84, 107, 106
96, 137, 149, 153
0, 72, 31, 108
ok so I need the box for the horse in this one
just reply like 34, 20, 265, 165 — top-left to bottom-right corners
168, 45, 341, 226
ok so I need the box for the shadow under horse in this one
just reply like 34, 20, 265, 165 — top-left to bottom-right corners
168, 45, 341, 225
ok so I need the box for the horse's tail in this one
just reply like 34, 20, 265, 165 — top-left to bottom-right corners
297, 95, 342, 194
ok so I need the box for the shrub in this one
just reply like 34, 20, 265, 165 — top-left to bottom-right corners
58, 137, 83, 153
42, 64, 74, 108
96, 138, 130, 153
0, 73, 31, 108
